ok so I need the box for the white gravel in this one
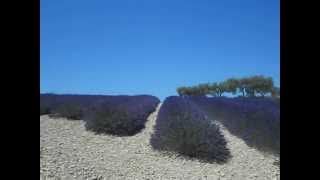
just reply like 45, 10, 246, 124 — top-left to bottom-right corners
40, 104, 280, 180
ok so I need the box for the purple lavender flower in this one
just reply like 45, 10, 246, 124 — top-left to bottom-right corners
151, 96, 230, 163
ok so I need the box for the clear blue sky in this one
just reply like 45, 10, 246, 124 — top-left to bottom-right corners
41, 0, 279, 100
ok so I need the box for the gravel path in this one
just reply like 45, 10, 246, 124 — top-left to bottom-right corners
40, 104, 280, 180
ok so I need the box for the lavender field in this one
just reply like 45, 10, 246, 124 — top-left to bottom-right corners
40, 97, 280, 179
40, 94, 280, 155
40, 93, 280, 179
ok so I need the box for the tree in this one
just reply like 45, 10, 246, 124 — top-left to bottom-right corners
188, 86, 198, 96
177, 87, 187, 96
248, 75, 274, 97
183, 87, 194, 96
237, 76, 274, 97
208, 83, 219, 97
260, 77, 274, 97
198, 83, 210, 96
247, 76, 260, 97
239, 78, 250, 97
208, 83, 224, 97
224, 78, 240, 95
177, 75, 276, 98
216, 82, 227, 96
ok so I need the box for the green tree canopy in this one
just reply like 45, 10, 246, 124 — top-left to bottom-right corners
176, 75, 276, 98
198, 83, 210, 96
224, 78, 240, 95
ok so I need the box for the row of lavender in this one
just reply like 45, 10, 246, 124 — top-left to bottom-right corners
40, 94, 160, 136
150, 96, 231, 163
41, 94, 279, 161
189, 96, 280, 155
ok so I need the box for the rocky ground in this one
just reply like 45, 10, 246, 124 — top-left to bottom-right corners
40, 104, 280, 180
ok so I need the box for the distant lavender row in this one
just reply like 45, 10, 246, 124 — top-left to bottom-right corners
190, 96, 280, 155
40, 94, 160, 136
151, 96, 230, 163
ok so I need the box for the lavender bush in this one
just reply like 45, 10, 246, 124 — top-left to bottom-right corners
50, 103, 84, 120
40, 94, 59, 115
40, 94, 88, 119
40, 105, 50, 115
83, 95, 160, 136
150, 96, 230, 163
40, 94, 160, 134
191, 96, 280, 155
